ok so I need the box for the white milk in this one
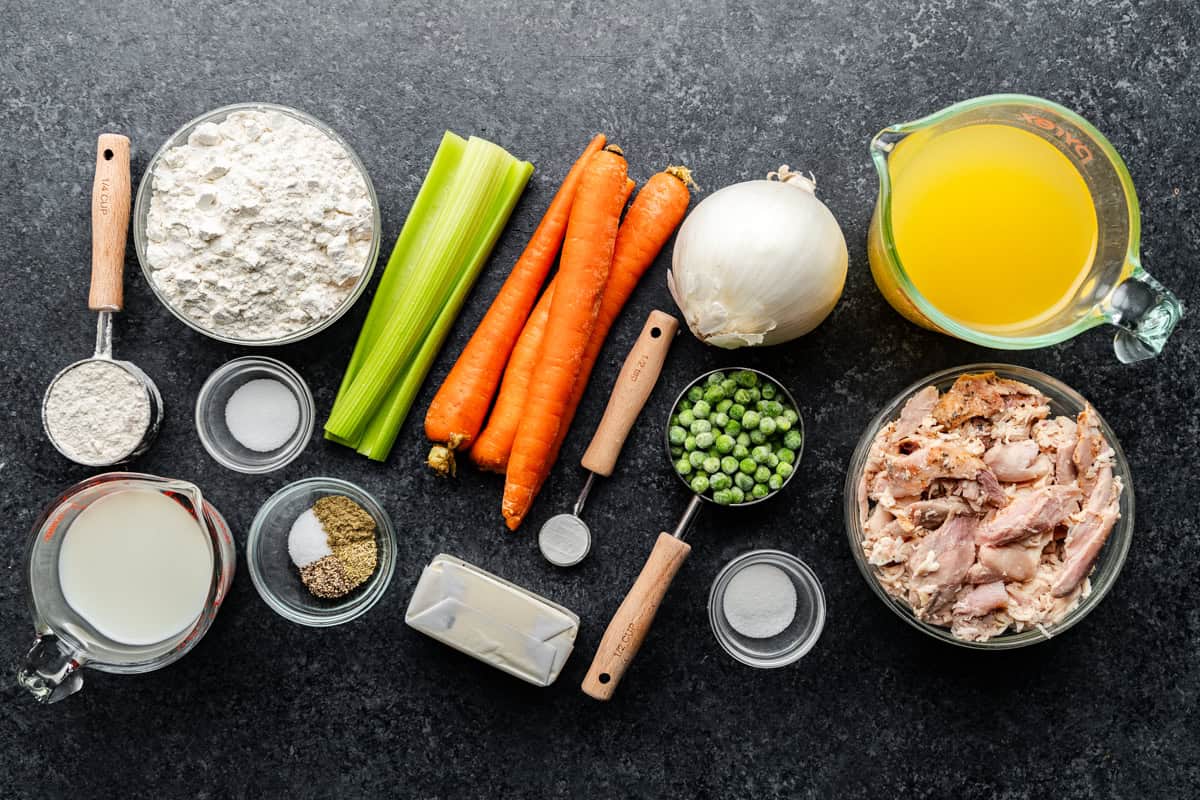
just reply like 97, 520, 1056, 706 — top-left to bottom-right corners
58, 489, 214, 646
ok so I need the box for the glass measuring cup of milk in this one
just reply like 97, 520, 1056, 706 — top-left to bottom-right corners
867, 94, 1183, 362
17, 472, 235, 703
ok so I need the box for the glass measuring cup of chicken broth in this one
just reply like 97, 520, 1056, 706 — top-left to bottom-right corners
17, 473, 235, 703
867, 94, 1182, 362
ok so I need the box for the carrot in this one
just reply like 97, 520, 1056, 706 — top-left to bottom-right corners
424, 133, 607, 476
469, 280, 556, 472
548, 167, 694, 463
469, 177, 637, 473
502, 147, 630, 530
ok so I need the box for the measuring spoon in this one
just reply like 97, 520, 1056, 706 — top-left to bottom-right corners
581, 367, 804, 700
538, 310, 679, 567
42, 134, 163, 466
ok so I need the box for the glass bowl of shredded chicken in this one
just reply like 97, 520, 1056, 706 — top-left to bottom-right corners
844, 364, 1133, 649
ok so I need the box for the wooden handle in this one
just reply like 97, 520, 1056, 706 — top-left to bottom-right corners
89, 134, 131, 312
581, 532, 691, 701
580, 310, 679, 476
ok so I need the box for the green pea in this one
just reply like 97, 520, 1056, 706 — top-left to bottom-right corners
751, 483, 770, 499
703, 386, 725, 404
750, 445, 771, 464
713, 489, 734, 506
739, 457, 756, 475
711, 412, 729, 429
729, 486, 745, 504
783, 408, 799, 425
733, 388, 753, 405
768, 473, 784, 491
732, 444, 750, 460
720, 378, 738, 395
687, 386, 703, 403
695, 431, 715, 450
761, 382, 777, 400
721, 455, 739, 474
756, 400, 770, 413
692, 400, 711, 419
735, 472, 755, 493
758, 416, 777, 436
675, 458, 692, 476
670, 446, 683, 458
735, 370, 758, 388
766, 400, 784, 417
690, 474, 710, 494
777, 447, 796, 465
754, 465, 772, 483
669, 414, 679, 427
715, 435, 735, 455
728, 403, 745, 421
767, 453, 780, 469
668, 425, 687, 446
746, 387, 761, 402
724, 419, 742, 437
741, 410, 760, 430
705, 371, 725, 386
716, 398, 733, 414
690, 419, 712, 435
774, 416, 791, 432
784, 430, 803, 450
777, 462, 794, 478
678, 409, 695, 427
710, 472, 732, 491
702, 456, 721, 474
684, 435, 697, 451
749, 430, 767, 445
689, 451, 706, 468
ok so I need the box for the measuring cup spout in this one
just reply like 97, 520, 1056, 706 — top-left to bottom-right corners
17, 634, 85, 704
1103, 267, 1185, 363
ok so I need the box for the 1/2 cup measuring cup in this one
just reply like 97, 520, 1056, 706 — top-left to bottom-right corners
17, 472, 235, 703
867, 94, 1183, 363
581, 367, 804, 700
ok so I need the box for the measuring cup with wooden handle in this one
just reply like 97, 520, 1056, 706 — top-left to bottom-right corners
537, 310, 679, 567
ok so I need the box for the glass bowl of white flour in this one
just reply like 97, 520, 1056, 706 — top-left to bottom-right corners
133, 103, 380, 345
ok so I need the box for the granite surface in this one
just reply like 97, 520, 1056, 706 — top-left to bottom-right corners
2, 1, 1199, 797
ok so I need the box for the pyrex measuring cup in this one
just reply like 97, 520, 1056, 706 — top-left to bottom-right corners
17, 473, 235, 703
868, 94, 1183, 363
581, 367, 804, 700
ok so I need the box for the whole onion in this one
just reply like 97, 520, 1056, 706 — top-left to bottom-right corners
667, 166, 848, 348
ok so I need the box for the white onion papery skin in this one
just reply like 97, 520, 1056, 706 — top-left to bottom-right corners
668, 179, 847, 348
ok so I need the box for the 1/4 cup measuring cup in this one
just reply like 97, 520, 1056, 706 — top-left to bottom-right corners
581, 368, 804, 700
868, 94, 1183, 363
17, 472, 235, 703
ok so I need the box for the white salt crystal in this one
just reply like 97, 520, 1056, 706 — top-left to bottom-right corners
287, 509, 331, 568
722, 563, 797, 639
224, 378, 300, 452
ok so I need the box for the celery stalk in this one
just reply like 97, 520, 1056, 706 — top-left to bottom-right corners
355, 158, 535, 461
333, 132, 467, 404
325, 135, 532, 446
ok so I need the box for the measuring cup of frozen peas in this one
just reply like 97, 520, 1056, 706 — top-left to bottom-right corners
17, 473, 235, 703
868, 94, 1182, 362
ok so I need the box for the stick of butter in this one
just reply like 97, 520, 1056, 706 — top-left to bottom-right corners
404, 554, 580, 687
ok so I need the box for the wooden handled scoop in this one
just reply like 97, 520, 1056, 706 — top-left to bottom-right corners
537, 310, 679, 567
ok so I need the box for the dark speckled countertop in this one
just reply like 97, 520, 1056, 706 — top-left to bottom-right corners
2, 2, 1198, 797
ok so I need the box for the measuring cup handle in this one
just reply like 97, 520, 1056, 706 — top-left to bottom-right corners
581, 532, 691, 701
1103, 266, 1184, 363
580, 310, 679, 477
89, 133, 132, 313
16, 634, 86, 704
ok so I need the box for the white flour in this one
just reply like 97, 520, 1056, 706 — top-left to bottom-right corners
145, 109, 374, 340
44, 361, 151, 464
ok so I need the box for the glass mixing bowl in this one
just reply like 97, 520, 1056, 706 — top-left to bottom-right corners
844, 364, 1134, 649
132, 102, 381, 346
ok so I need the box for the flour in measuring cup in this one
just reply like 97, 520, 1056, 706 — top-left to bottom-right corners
144, 109, 374, 341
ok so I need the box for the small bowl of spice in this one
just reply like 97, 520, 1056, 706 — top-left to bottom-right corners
195, 356, 315, 474
247, 477, 396, 627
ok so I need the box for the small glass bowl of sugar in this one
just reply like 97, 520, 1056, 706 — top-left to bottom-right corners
195, 356, 315, 474
708, 550, 826, 669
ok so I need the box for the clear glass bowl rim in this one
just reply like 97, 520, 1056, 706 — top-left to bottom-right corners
842, 363, 1134, 650
246, 476, 397, 627
132, 102, 382, 346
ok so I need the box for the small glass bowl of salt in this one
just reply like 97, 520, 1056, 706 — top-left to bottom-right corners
195, 356, 315, 474
708, 550, 826, 669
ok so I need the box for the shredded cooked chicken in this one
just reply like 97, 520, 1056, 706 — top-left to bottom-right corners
859, 372, 1122, 642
